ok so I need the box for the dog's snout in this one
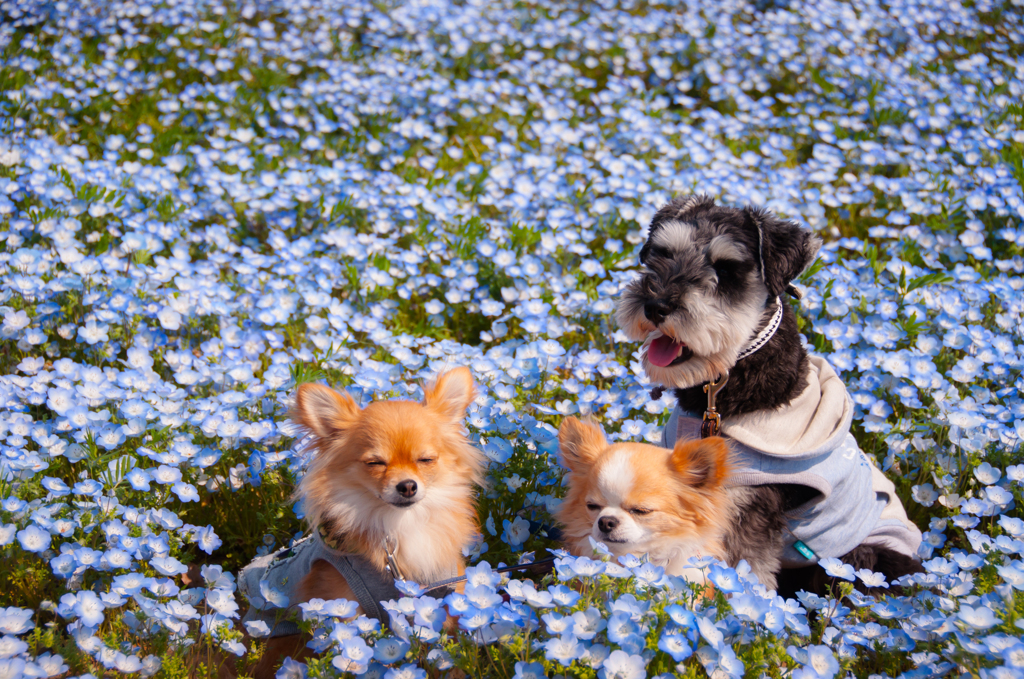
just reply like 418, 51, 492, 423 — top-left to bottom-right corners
396, 480, 418, 497
644, 299, 672, 325
598, 516, 619, 533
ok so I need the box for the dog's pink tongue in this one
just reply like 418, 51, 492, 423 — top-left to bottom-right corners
647, 335, 683, 367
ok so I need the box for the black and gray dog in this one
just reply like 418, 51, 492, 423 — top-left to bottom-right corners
617, 195, 922, 596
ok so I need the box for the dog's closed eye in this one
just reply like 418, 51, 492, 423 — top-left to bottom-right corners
586, 502, 601, 512
364, 459, 386, 467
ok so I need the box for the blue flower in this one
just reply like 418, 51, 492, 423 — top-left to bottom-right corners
1002, 642, 1024, 668
205, 589, 238, 618
71, 591, 105, 628
854, 568, 889, 588
50, 553, 76, 578
542, 633, 584, 666
464, 562, 503, 589
0, 525, 16, 547
275, 657, 307, 679
958, 605, 999, 629
372, 637, 409, 664
332, 637, 373, 675
151, 557, 187, 577
819, 557, 856, 581
696, 616, 724, 649
707, 563, 744, 593
456, 606, 492, 631
16, 526, 51, 554
541, 611, 571, 635
152, 465, 182, 486
244, 620, 271, 638
788, 644, 839, 679
464, 583, 502, 610
259, 580, 289, 609
0, 608, 35, 635
716, 646, 745, 678
382, 664, 427, 679
125, 468, 152, 491
606, 611, 640, 644
599, 650, 646, 679
549, 584, 580, 608
512, 661, 546, 679
501, 517, 531, 549
195, 527, 222, 554
657, 633, 692, 662
72, 479, 103, 497
172, 482, 200, 502
664, 604, 695, 628
571, 607, 606, 640
40, 477, 70, 497
558, 556, 605, 579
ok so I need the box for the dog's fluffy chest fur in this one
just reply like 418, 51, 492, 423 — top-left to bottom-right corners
324, 490, 473, 586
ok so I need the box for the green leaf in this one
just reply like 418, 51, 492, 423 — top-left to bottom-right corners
509, 221, 540, 254
290, 361, 325, 387
800, 257, 826, 282
94, 232, 112, 255
906, 272, 953, 294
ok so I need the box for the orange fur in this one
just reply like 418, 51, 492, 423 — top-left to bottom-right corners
247, 368, 484, 679
556, 417, 734, 582
291, 367, 484, 586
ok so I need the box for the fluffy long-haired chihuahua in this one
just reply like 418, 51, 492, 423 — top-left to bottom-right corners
556, 416, 735, 583
246, 367, 484, 678
293, 366, 484, 589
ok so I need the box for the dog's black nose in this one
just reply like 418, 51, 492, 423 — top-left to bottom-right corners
644, 299, 672, 325
598, 516, 619, 533
396, 480, 418, 497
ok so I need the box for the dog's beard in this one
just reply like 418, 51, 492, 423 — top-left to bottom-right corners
618, 285, 767, 389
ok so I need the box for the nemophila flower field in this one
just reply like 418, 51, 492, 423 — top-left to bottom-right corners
1, 0, 1024, 677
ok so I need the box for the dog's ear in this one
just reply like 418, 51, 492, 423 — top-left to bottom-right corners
640, 194, 716, 265
745, 207, 822, 298
558, 417, 607, 471
292, 383, 361, 439
423, 367, 476, 424
670, 437, 730, 490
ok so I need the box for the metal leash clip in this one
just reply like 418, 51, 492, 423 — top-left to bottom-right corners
383, 534, 406, 581
701, 371, 729, 439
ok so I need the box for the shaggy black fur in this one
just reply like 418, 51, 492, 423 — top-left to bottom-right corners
673, 302, 809, 418
638, 198, 762, 310
776, 544, 925, 600
722, 485, 787, 588
639, 196, 818, 300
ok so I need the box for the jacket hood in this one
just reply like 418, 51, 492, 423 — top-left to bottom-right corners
718, 355, 853, 459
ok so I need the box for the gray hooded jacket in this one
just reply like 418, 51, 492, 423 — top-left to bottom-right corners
238, 531, 404, 637
664, 356, 922, 568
